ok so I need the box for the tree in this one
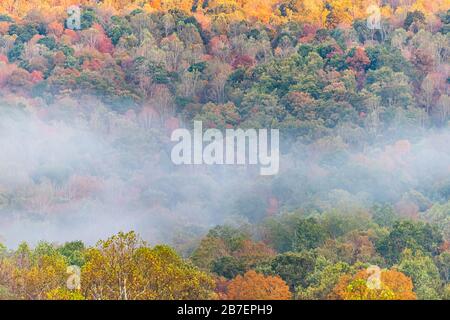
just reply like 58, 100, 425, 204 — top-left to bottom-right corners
0, 244, 15, 299
212, 256, 246, 279
435, 95, 450, 125
12, 252, 68, 300
420, 74, 438, 115
404, 11, 426, 32
365, 45, 413, 74
225, 270, 292, 300
58, 241, 86, 267
332, 268, 416, 300
365, 67, 413, 110
191, 228, 274, 277
297, 257, 354, 300
194, 102, 240, 129
317, 232, 379, 265
205, 59, 232, 103
94, 24, 113, 54
47, 21, 63, 37
267, 251, 316, 290
397, 249, 442, 300
436, 251, 450, 284
321, 210, 372, 240
203, 226, 250, 252
46, 288, 85, 300
346, 47, 370, 73
262, 212, 309, 253
82, 231, 215, 300
234, 239, 275, 270
371, 204, 397, 228
80, 7, 97, 30
376, 220, 443, 264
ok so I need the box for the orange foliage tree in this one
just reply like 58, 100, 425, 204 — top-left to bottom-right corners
225, 270, 291, 300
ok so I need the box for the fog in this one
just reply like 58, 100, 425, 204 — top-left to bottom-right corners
0, 103, 449, 250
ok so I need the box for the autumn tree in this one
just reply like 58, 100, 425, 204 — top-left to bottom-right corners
376, 220, 443, 264
82, 231, 215, 300
332, 268, 417, 300
293, 217, 328, 251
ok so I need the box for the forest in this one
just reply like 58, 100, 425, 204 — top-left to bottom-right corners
0, 0, 449, 300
